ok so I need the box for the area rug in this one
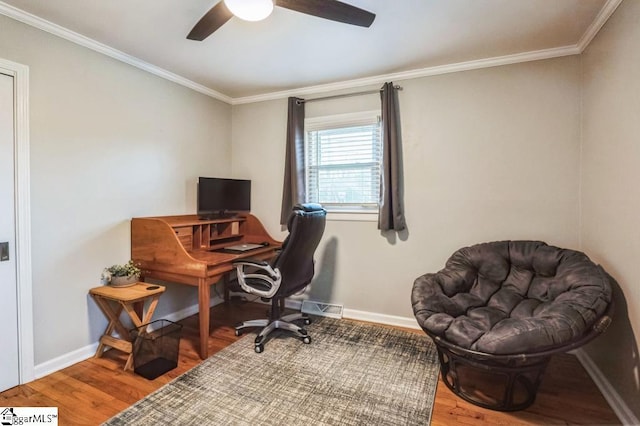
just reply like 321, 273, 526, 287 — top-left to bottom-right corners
104, 317, 439, 425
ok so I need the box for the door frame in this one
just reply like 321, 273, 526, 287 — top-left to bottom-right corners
0, 57, 34, 384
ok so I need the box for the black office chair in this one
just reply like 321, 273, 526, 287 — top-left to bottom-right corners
232, 203, 327, 353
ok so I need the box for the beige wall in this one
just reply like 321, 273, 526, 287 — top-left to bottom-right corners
0, 15, 232, 364
232, 56, 582, 320
581, 0, 640, 419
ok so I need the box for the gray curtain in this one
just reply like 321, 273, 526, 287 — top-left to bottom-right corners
280, 97, 306, 225
378, 82, 406, 232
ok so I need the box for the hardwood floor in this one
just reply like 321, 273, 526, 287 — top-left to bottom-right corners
0, 300, 620, 425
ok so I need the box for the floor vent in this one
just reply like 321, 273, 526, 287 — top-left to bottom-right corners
301, 300, 344, 319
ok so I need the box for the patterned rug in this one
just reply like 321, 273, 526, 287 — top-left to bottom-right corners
104, 317, 439, 425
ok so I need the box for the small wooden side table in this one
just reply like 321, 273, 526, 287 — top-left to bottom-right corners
90, 282, 166, 371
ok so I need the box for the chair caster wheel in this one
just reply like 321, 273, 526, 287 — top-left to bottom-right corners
234, 329, 241, 337
302, 336, 311, 344
303, 318, 311, 325
255, 344, 264, 353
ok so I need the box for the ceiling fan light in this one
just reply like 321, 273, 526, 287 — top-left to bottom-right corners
224, 0, 274, 22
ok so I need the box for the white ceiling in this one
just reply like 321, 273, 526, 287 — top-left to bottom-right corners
0, 0, 617, 102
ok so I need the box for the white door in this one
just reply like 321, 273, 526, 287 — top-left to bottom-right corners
0, 72, 20, 392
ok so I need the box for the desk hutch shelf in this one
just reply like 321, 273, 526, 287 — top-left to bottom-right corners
172, 217, 245, 251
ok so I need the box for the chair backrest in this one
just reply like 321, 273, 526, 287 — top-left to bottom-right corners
273, 203, 327, 297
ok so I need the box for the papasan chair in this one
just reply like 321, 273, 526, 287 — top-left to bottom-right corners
411, 240, 613, 411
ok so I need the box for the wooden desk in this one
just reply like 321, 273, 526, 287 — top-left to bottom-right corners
90, 282, 166, 371
131, 214, 280, 359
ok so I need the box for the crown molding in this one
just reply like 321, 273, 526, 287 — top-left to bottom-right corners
231, 44, 580, 105
232, 0, 620, 104
577, 0, 623, 52
1, 0, 619, 106
0, 1, 233, 104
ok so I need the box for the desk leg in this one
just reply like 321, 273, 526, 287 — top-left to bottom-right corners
198, 278, 210, 359
223, 274, 230, 302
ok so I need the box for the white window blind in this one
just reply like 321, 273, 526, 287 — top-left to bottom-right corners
305, 111, 382, 211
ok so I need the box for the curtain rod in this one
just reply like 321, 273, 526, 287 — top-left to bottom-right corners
299, 84, 402, 104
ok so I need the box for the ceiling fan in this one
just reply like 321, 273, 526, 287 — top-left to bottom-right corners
187, 0, 376, 41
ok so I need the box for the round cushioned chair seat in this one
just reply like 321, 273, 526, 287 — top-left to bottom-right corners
412, 241, 612, 355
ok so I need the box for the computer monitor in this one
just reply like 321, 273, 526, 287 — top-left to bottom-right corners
197, 177, 251, 219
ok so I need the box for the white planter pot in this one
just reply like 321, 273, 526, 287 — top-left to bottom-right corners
109, 275, 139, 288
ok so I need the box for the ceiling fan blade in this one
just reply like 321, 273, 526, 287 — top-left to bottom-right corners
187, 1, 233, 41
275, 0, 375, 27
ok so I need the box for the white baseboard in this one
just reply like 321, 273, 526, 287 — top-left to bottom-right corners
34, 342, 100, 379
156, 295, 223, 325
33, 296, 224, 379
574, 348, 640, 426
343, 308, 421, 330
285, 299, 421, 330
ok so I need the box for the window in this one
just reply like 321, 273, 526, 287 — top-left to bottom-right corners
305, 111, 382, 213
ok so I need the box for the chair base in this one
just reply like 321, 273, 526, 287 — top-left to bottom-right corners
235, 311, 312, 353
434, 340, 549, 411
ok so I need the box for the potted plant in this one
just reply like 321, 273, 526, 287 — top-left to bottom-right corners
102, 260, 141, 287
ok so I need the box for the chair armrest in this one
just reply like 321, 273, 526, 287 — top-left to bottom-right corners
233, 259, 270, 269
233, 260, 281, 298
